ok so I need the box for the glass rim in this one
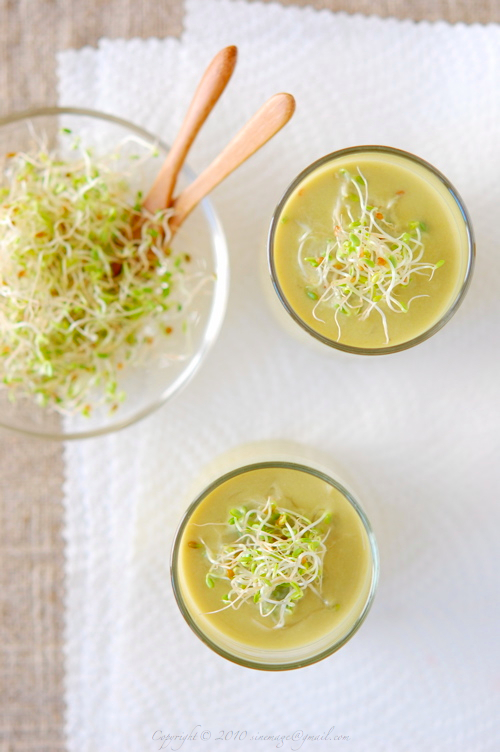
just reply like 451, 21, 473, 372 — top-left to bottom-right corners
268, 144, 475, 356
171, 459, 380, 671
0, 106, 229, 440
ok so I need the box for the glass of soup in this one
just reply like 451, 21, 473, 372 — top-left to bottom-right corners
171, 456, 379, 670
268, 146, 475, 354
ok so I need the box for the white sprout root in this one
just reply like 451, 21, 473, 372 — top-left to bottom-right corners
0, 131, 210, 415
296, 168, 445, 343
199, 496, 331, 629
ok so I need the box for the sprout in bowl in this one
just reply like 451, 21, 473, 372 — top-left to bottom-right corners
0, 108, 229, 439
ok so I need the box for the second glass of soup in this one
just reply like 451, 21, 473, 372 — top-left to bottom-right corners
171, 456, 378, 670
268, 146, 474, 355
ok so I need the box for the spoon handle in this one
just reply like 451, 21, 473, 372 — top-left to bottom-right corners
143, 45, 238, 214
170, 92, 296, 233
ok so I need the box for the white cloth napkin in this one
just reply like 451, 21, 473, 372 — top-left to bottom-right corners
59, 2, 500, 750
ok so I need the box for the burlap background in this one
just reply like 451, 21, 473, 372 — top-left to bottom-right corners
0, 1, 498, 750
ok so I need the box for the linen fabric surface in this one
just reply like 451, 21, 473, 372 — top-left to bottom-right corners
58, 1, 500, 750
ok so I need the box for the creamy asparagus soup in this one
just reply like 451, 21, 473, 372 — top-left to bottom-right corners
173, 464, 377, 667
270, 148, 473, 351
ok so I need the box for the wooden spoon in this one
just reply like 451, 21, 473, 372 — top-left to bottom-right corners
143, 45, 238, 215
169, 92, 296, 235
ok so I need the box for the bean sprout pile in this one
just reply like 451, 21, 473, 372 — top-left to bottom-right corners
296, 168, 444, 343
0, 131, 203, 415
196, 497, 331, 629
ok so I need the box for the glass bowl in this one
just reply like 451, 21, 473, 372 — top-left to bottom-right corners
268, 146, 475, 355
171, 456, 379, 671
0, 107, 229, 439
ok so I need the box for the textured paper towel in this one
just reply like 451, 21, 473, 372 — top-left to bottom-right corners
59, 1, 500, 750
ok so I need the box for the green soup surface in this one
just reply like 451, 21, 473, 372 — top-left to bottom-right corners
272, 150, 470, 350
177, 466, 374, 654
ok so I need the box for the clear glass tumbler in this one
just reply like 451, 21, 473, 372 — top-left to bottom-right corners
268, 146, 474, 355
171, 451, 379, 671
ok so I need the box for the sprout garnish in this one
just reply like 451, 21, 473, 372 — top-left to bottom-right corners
197, 497, 331, 629
0, 133, 207, 415
297, 168, 445, 343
